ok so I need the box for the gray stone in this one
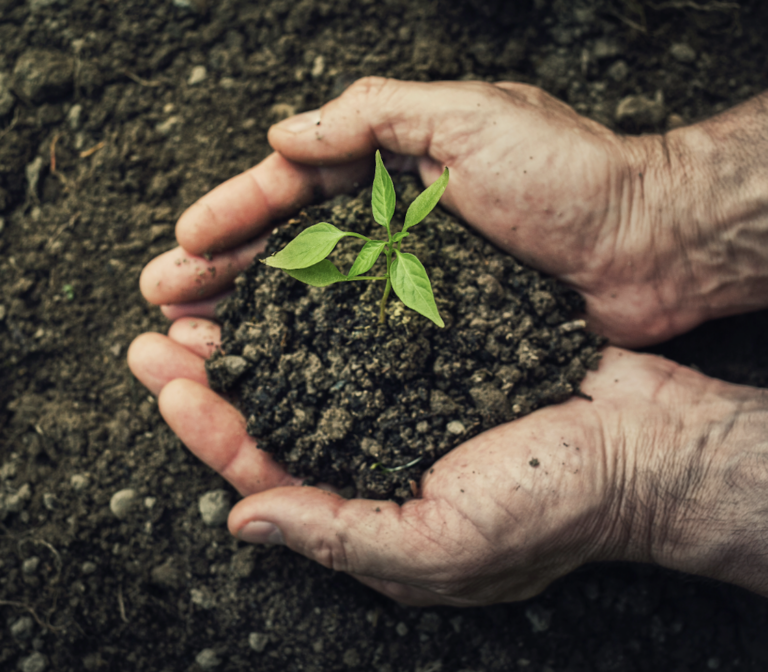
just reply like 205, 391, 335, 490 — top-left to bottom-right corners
26, 157, 44, 200
199, 489, 230, 527
195, 649, 221, 670
81, 561, 97, 575
70, 473, 89, 491
670, 42, 696, 64
67, 104, 83, 130
42, 493, 58, 511
616, 91, 666, 127
188, 65, 207, 86
109, 488, 137, 519
0, 72, 15, 116
6, 483, 31, 512
20, 651, 47, 672
248, 632, 269, 653
11, 616, 34, 639
155, 115, 181, 136
13, 50, 74, 103
446, 421, 465, 436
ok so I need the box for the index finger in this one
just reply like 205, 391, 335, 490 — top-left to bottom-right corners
176, 151, 371, 256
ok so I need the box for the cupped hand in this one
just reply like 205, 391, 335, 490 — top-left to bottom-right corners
128, 320, 768, 605
140, 76, 707, 348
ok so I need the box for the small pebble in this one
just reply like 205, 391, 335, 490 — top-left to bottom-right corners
191, 588, 216, 609
446, 421, 466, 435
199, 490, 231, 527
22, 556, 40, 574
67, 103, 83, 130
395, 622, 408, 637
43, 493, 58, 510
70, 474, 89, 491
670, 42, 696, 64
20, 652, 47, 672
81, 561, 97, 575
248, 632, 269, 653
155, 116, 181, 136
188, 65, 207, 86
195, 648, 221, 670
6, 484, 31, 512
109, 489, 137, 519
11, 616, 34, 639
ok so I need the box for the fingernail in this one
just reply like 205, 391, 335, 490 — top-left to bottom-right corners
273, 109, 321, 134
237, 521, 284, 546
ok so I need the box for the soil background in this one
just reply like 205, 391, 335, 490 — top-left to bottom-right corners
1, 1, 768, 671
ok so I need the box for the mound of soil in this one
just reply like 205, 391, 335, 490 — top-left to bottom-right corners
209, 177, 603, 499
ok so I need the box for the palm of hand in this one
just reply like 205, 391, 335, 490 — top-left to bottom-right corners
130, 324, 690, 606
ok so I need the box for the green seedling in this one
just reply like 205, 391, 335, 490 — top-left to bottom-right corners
262, 150, 449, 328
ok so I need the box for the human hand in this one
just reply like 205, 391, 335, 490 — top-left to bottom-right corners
140, 76, 735, 348
128, 324, 768, 604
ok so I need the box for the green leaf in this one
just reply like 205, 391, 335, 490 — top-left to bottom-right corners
348, 240, 386, 278
263, 223, 354, 270
371, 150, 396, 227
390, 251, 444, 327
285, 260, 348, 287
392, 231, 409, 244
403, 166, 449, 233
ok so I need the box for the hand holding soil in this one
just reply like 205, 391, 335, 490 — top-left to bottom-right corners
129, 335, 768, 604
139, 78, 768, 348
131, 78, 768, 603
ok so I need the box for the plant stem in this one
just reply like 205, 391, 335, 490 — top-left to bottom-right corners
379, 244, 393, 325
379, 278, 392, 324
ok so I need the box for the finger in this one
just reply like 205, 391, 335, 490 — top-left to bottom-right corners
176, 152, 372, 256
139, 238, 265, 306
127, 333, 208, 396
268, 77, 491, 166
158, 378, 299, 494
167, 318, 221, 359
160, 292, 231, 321
229, 486, 461, 587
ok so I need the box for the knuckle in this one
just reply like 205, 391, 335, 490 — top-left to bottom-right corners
342, 76, 395, 108
306, 529, 353, 573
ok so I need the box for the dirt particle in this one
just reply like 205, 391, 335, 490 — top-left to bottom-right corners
529, 458, 540, 468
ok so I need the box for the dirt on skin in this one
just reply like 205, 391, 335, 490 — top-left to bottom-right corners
2, 1, 768, 671
208, 176, 603, 500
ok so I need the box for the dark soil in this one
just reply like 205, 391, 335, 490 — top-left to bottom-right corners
208, 177, 603, 500
2, 1, 768, 671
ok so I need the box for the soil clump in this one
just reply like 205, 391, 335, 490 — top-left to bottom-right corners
209, 177, 603, 499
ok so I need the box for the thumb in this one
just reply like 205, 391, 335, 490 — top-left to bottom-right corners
267, 77, 487, 167
228, 485, 454, 585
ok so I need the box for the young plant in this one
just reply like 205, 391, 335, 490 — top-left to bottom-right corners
262, 150, 449, 328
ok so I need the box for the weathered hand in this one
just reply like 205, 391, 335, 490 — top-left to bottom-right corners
139, 76, 735, 347
128, 322, 768, 605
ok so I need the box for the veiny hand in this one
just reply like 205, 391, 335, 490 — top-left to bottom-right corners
128, 325, 768, 605
139, 77, 759, 349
